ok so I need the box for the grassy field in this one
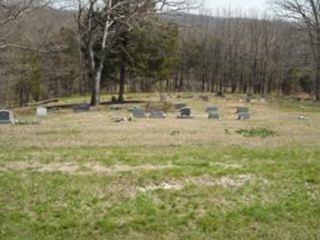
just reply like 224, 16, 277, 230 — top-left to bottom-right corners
1, 93, 320, 239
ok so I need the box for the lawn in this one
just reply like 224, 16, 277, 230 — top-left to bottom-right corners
1, 93, 320, 239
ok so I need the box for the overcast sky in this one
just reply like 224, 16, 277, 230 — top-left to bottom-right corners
203, 0, 270, 13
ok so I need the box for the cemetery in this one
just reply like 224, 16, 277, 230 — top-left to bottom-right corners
2, 0, 320, 238
1, 93, 320, 240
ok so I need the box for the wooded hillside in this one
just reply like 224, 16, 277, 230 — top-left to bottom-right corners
0, 1, 316, 107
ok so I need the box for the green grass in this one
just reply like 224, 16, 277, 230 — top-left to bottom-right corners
1, 145, 320, 239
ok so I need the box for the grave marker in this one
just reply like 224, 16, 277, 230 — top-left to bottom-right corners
206, 106, 219, 119
246, 93, 253, 103
133, 108, 146, 118
73, 103, 90, 113
149, 111, 166, 119
178, 107, 194, 119
216, 91, 225, 98
0, 110, 14, 124
237, 107, 250, 120
36, 107, 48, 117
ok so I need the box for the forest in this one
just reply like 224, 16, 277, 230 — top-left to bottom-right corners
0, 0, 319, 106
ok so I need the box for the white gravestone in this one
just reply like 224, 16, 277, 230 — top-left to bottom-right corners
36, 107, 48, 117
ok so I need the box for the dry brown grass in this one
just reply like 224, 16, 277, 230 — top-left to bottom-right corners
1, 94, 320, 149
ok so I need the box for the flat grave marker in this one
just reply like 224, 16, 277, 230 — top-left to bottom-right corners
73, 103, 90, 113
149, 111, 166, 119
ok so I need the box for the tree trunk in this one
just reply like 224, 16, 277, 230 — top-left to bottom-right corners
90, 67, 102, 106
201, 73, 205, 92
315, 60, 320, 101
118, 34, 128, 103
118, 63, 126, 103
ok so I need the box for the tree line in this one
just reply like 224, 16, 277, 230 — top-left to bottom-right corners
0, 0, 319, 107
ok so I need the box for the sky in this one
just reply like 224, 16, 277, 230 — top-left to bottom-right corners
204, 0, 270, 13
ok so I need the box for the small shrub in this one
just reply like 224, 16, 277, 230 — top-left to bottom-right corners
170, 130, 180, 136
236, 128, 276, 138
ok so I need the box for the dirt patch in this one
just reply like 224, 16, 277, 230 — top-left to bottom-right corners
210, 162, 243, 169
192, 174, 254, 188
84, 162, 173, 174
0, 161, 80, 174
139, 180, 184, 192
139, 174, 255, 192
0, 161, 173, 175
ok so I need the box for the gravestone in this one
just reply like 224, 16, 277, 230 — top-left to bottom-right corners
206, 106, 219, 119
246, 93, 253, 103
236, 107, 250, 120
36, 107, 48, 117
178, 107, 194, 119
133, 108, 146, 118
175, 103, 187, 110
149, 111, 166, 119
216, 91, 225, 98
73, 103, 90, 113
0, 110, 14, 124
206, 106, 218, 113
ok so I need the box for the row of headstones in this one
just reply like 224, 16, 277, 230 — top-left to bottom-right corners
0, 107, 49, 125
175, 103, 250, 120
0, 104, 250, 124
132, 105, 250, 120
0, 103, 93, 124
132, 108, 167, 119
73, 103, 250, 120
178, 106, 250, 120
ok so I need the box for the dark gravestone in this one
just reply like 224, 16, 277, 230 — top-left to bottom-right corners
133, 108, 146, 118
206, 106, 218, 113
237, 107, 250, 120
0, 110, 14, 124
178, 107, 194, 119
246, 93, 253, 103
216, 91, 225, 98
206, 106, 219, 119
73, 103, 90, 113
149, 111, 166, 119
175, 103, 187, 110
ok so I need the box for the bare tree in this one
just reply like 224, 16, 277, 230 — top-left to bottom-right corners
0, 0, 63, 51
275, 0, 320, 100
74, 0, 196, 106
